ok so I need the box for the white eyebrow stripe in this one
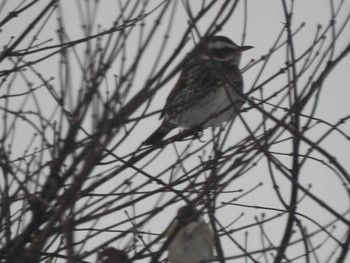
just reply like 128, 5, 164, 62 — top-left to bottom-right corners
207, 41, 237, 49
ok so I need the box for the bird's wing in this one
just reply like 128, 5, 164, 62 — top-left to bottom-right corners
160, 62, 215, 119
159, 64, 194, 120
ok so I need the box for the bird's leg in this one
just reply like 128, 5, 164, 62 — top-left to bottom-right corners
176, 127, 204, 142
191, 127, 204, 142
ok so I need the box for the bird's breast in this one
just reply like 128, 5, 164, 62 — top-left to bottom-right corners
171, 83, 242, 128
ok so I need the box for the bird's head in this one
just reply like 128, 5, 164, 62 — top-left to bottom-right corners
197, 35, 253, 66
176, 205, 201, 223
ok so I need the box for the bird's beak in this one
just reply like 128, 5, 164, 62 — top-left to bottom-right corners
239, 45, 254, 52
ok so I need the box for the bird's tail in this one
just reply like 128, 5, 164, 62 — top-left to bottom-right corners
143, 122, 175, 145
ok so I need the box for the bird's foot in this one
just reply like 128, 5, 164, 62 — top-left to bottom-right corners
177, 127, 204, 142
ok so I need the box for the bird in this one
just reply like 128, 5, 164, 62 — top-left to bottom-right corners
166, 205, 214, 263
96, 247, 128, 263
143, 35, 253, 145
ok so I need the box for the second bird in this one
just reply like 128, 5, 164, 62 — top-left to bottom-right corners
166, 205, 214, 263
144, 35, 252, 145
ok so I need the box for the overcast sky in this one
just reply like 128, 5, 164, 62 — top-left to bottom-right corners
1, 1, 350, 262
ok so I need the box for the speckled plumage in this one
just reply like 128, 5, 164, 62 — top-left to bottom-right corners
144, 36, 252, 145
165, 60, 243, 128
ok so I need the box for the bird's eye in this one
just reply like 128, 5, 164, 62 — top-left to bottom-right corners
210, 47, 235, 58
